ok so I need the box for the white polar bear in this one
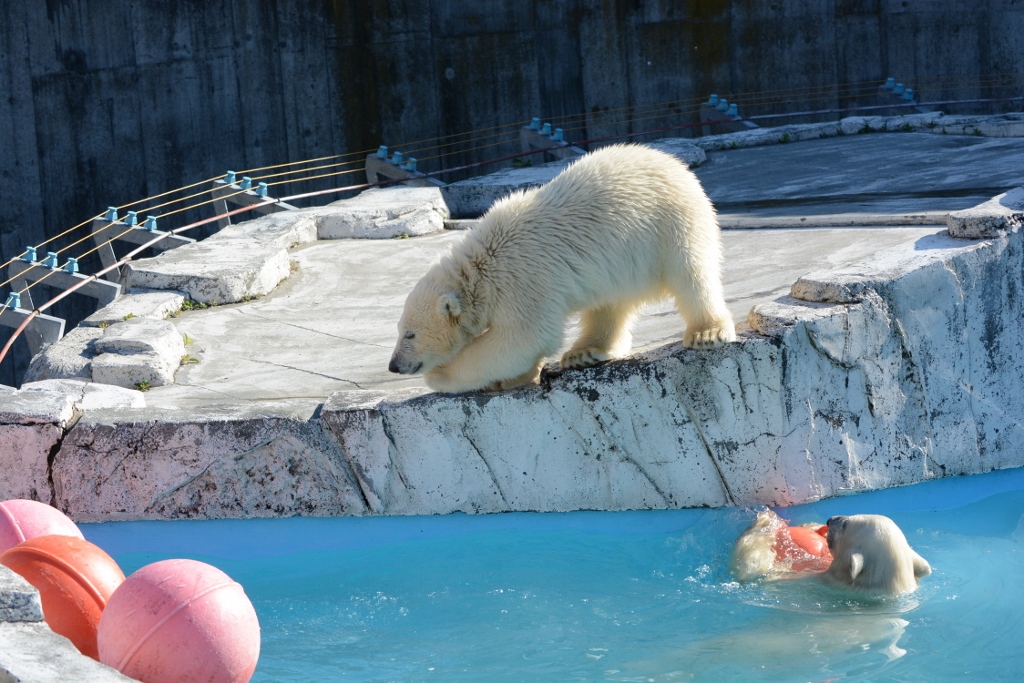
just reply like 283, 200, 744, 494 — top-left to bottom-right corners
388, 143, 735, 393
729, 511, 931, 596
822, 514, 931, 595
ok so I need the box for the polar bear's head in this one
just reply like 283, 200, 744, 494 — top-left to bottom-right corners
823, 514, 931, 595
389, 266, 479, 376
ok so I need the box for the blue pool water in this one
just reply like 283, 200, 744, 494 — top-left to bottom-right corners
83, 468, 1024, 682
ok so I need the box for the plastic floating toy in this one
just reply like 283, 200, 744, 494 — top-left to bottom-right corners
775, 522, 832, 573
98, 558, 261, 683
730, 509, 833, 581
0, 534, 125, 659
0, 499, 84, 554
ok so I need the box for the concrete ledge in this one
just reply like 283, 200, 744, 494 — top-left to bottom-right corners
81, 289, 186, 328
947, 187, 1024, 238
125, 239, 291, 305
0, 622, 135, 682
317, 186, 450, 238
53, 402, 367, 521
0, 381, 144, 501
0, 567, 43, 623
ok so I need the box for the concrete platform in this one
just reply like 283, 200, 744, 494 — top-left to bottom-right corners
147, 224, 945, 409
143, 129, 1024, 408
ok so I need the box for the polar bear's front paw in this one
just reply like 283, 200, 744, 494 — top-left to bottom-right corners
684, 322, 736, 349
482, 366, 542, 392
560, 347, 614, 370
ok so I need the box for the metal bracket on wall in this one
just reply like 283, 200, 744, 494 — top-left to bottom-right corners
700, 96, 759, 136
90, 209, 196, 284
520, 119, 585, 162
365, 147, 447, 188
0, 300, 64, 358
211, 173, 300, 230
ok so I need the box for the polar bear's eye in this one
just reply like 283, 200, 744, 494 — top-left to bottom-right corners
404, 331, 416, 340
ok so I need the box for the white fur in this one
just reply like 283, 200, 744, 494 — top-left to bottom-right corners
389, 144, 735, 393
822, 514, 932, 596
729, 511, 932, 597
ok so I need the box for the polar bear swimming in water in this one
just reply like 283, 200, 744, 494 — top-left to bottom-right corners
730, 511, 931, 596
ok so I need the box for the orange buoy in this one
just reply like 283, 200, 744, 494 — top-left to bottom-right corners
774, 524, 832, 573
0, 534, 125, 659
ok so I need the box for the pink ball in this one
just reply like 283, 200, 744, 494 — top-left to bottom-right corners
97, 559, 260, 683
0, 499, 83, 554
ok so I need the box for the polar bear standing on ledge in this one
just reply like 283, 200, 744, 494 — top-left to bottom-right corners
388, 144, 735, 393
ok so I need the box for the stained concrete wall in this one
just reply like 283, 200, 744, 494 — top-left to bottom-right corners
4, 0, 1024, 262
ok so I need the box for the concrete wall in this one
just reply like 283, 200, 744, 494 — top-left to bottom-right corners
4, 0, 1024, 260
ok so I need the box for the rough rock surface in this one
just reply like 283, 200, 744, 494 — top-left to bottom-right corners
0, 380, 143, 502
80, 288, 186, 328
0, 567, 43, 623
947, 187, 1024, 238
0, 622, 135, 682
125, 238, 291, 305
53, 402, 367, 521
23, 326, 104, 383
91, 318, 185, 389
318, 186, 450, 238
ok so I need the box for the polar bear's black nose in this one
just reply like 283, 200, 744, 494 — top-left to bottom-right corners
827, 516, 846, 528
388, 358, 401, 373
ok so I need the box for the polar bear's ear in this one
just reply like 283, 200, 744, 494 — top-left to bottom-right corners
848, 553, 864, 582
439, 292, 462, 320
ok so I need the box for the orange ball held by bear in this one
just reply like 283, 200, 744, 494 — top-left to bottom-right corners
98, 558, 261, 683
0, 534, 125, 659
774, 524, 833, 573
0, 499, 84, 553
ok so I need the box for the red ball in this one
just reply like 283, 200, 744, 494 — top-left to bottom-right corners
0, 499, 83, 554
0, 534, 125, 659
774, 524, 833, 573
98, 559, 261, 683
